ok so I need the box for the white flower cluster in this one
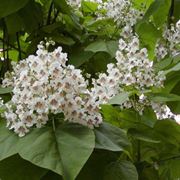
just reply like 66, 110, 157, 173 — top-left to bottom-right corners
91, 35, 179, 122
151, 102, 175, 120
98, 0, 142, 27
138, 94, 176, 119
115, 36, 165, 89
91, 36, 165, 110
67, 0, 142, 29
2, 43, 102, 137
155, 20, 180, 60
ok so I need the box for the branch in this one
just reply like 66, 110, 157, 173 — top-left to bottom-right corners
46, 2, 54, 25
158, 155, 180, 164
0, 37, 26, 55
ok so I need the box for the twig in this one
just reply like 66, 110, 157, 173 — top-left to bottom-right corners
158, 155, 180, 163
47, 2, 53, 25
16, 32, 22, 60
0, 37, 26, 55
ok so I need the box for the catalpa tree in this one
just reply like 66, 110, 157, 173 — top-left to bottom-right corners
0, 0, 180, 179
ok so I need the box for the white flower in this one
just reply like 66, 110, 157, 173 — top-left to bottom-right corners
13, 121, 29, 137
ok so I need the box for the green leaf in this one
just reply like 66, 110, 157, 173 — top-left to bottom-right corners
164, 72, 180, 93
170, 159, 180, 179
164, 62, 180, 74
144, 0, 171, 27
106, 41, 119, 58
0, 154, 47, 180
109, 92, 131, 105
133, 0, 154, 9
136, 21, 161, 58
0, 0, 29, 19
154, 120, 180, 146
149, 93, 180, 102
94, 122, 131, 152
0, 87, 12, 94
18, 127, 63, 175
101, 105, 121, 126
0, 120, 19, 161
53, 0, 71, 14
41, 22, 63, 33
52, 35, 75, 45
141, 108, 157, 128
69, 50, 94, 67
5, 13, 24, 34
85, 40, 107, 53
81, 1, 98, 13
18, 1, 43, 33
1, 123, 93, 179
128, 128, 160, 143
85, 18, 117, 37
77, 150, 120, 180
159, 159, 180, 179
56, 124, 95, 180
154, 57, 173, 71
104, 160, 138, 180
85, 40, 118, 58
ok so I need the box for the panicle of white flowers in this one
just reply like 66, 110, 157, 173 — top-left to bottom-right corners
67, 0, 143, 29
155, 20, 180, 60
97, 0, 143, 27
116, 36, 165, 89
1, 43, 102, 137
91, 64, 121, 104
137, 94, 176, 120
92, 36, 167, 114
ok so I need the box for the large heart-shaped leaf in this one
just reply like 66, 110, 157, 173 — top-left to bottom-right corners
94, 122, 131, 152
18, 127, 63, 175
57, 124, 95, 180
0, 120, 95, 180
0, 120, 19, 161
